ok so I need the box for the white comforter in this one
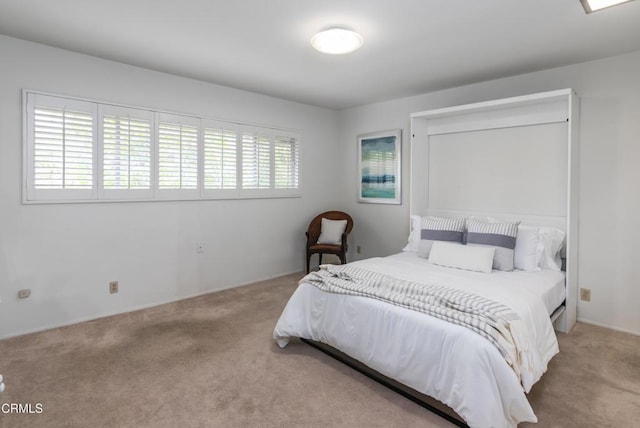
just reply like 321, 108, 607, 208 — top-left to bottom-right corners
273, 253, 559, 428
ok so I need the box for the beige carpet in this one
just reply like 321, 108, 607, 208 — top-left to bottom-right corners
0, 273, 638, 428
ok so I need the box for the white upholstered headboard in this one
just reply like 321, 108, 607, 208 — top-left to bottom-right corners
409, 89, 580, 333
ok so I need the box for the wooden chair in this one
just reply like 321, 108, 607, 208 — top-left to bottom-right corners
306, 211, 354, 273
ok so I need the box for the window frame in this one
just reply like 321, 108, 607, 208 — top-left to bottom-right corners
22, 90, 302, 204
24, 93, 99, 202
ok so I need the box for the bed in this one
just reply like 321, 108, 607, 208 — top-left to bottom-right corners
273, 251, 564, 427
274, 90, 579, 427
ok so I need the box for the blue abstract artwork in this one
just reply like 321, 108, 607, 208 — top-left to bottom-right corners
359, 130, 401, 203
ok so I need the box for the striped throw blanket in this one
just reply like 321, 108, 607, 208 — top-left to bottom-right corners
304, 264, 528, 385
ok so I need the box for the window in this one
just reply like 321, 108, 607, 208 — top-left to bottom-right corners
26, 93, 97, 201
203, 122, 238, 191
274, 133, 300, 189
100, 105, 152, 199
157, 114, 199, 197
103, 115, 151, 189
23, 91, 301, 203
35, 107, 94, 189
241, 129, 271, 190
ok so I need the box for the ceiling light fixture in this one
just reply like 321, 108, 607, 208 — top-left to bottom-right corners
580, 0, 635, 13
311, 28, 363, 55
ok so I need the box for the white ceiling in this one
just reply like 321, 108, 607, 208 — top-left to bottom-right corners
1, 0, 639, 109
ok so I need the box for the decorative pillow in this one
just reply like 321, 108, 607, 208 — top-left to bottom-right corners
466, 219, 520, 271
463, 216, 499, 244
428, 241, 495, 273
317, 218, 347, 245
514, 226, 543, 272
402, 214, 422, 252
538, 227, 565, 271
416, 217, 465, 259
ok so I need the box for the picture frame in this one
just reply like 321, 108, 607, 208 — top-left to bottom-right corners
358, 129, 401, 204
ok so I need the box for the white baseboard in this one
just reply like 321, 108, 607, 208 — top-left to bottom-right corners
577, 317, 640, 337
0, 270, 302, 341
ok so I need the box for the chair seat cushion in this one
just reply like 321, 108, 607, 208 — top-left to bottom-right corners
309, 244, 342, 252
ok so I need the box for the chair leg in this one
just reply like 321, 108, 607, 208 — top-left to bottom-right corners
306, 250, 311, 273
318, 253, 323, 266
340, 251, 346, 265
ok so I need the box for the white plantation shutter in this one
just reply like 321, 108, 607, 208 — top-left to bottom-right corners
257, 134, 272, 189
157, 114, 199, 195
24, 91, 301, 203
34, 108, 94, 189
203, 122, 238, 190
205, 123, 300, 197
100, 106, 152, 198
274, 133, 300, 189
26, 93, 97, 201
241, 129, 271, 190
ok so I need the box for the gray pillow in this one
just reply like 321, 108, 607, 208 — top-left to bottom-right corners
466, 219, 520, 271
417, 217, 465, 259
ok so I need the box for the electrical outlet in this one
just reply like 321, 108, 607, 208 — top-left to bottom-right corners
109, 281, 119, 294
580, 288, 591, 302
18, 289, 31, 299
356, 245, 361, 254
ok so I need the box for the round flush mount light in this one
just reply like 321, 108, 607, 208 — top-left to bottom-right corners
311, 28, 363, 54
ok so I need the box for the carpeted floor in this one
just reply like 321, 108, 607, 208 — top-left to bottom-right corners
0, 273, 638, 428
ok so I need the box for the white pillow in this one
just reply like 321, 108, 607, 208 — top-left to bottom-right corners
317, 218, 347, 245
514, 226, 543, 271
538, 227, 565, 271
428, 241, 495, 274
402, 214, 422, 252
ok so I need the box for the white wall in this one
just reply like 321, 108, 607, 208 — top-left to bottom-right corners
2, 35, 638, 339
0, 35, 341, 339
338, 50, 640, 335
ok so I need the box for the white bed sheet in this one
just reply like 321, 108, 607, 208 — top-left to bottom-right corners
273, 252, 560, 428
512, 268, 566, 316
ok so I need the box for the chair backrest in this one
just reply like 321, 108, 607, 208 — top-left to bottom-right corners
307, 211, 354, 245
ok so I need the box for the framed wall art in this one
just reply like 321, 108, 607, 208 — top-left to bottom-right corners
358, 129, 401, 204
